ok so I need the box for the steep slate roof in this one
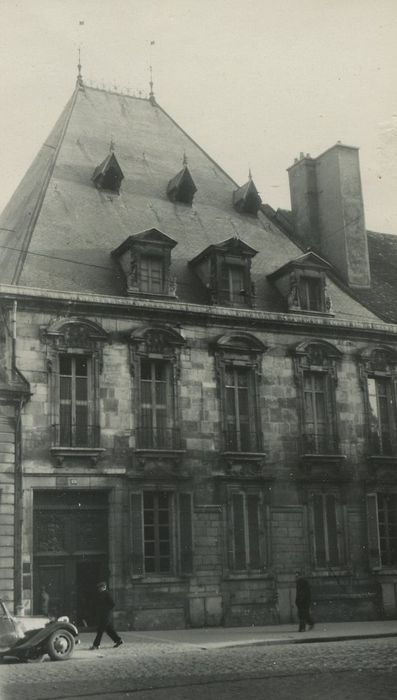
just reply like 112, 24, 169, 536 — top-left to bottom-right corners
0, 84, 382, 323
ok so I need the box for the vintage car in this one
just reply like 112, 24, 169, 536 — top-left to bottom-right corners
0, 598, 79, 662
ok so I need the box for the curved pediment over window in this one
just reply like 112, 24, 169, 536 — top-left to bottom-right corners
92, 151, 124, 193
292, 340, 342, 367
214, 332, 266, 355
359, 345, 397, 372
41, 317, 108, 349
129, 324, 185, 354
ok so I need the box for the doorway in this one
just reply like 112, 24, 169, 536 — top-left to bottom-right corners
33, 490, 109, 627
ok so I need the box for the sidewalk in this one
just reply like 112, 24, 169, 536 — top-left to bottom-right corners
76, 620, 397, 652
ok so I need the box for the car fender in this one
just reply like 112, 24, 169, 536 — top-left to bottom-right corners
9, 621, 78, 651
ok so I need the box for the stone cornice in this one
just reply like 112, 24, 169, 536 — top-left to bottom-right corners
1, 283, 397, 340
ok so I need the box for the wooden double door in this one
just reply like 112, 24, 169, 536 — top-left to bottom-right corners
33, 490, 109, 627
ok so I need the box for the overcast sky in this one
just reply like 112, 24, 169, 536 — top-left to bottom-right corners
1, 0, 396, 233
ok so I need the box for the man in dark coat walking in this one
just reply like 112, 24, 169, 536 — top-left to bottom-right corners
90, 581, 123, 649
295, 571, 314, 632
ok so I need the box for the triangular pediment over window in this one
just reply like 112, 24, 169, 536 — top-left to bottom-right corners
111, 228, 177, 297
167, 166, 197, 205
233, 179, 261, 215
268, 252, 333, 314
190, 237, 257, 308
92, 152, 124, 193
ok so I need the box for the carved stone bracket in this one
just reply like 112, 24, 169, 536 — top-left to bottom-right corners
131, 450, 187, 480
50, 447, 106, 467
215, 453, 270, 480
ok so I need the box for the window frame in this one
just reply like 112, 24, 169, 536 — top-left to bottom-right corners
293, 341, 342, 456
129, 325, 185, 453
308, 490, 346, 569
130, 488, 193, 578
214, 333, 266, 455
42, 318, 107, 462
359, 347, 397, 458
366, 491, 397, 570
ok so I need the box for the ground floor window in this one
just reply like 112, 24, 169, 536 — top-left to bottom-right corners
367, 493, 397, 568
130, 490, 193, 576
309, 491, 344, 568
229, 490, 266, 571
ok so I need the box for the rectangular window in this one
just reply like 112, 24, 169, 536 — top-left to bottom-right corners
231, 492, 262, 570
143, 491, 172, 574
130, 490, 193, 576
140, 256, 164, 294
367, 377, 394, 455
59, 354, 91, 446
377, 494, 397, 566
299, 277, 323, 311
303, 372, 334, 453
220, 265, 246, 306
139, 359, 175, 448
224, 365, 259, 452
312, 493, 340, 567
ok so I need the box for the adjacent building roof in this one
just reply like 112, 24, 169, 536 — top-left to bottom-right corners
0, 83, 388, 324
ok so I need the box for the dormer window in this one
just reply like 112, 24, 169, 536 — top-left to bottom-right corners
92, 152, 124, 194
268, 252, 333, 315
112, 228, 177, 297
190, 237, 257, 308
233, 176, 261, 216
167, 165, 197, 205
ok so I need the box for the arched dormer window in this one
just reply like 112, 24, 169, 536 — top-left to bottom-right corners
214, 332, 266, 454
40, 318, 108, 464
359, 346, 397, 457
92, 152, 124, 194
129, 325, 185, 451
292, 340, 342, 456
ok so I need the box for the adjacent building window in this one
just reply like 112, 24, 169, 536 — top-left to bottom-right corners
311, 493, 342, 567
293, 341, 342, 455
366, 492, 397, 569
360, 347, 397, 457
214, 332, 266, 453
130, 490, 193, 576
129, 325, 185, 451
230, 491, 263, 570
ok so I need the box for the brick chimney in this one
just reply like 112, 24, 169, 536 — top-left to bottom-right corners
288, 144, 371, 288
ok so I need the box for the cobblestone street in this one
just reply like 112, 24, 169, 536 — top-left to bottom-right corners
1, 634, 397, 700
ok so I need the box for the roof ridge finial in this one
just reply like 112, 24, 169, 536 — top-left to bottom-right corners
109, 136, 115, 153
149, 40, 156, 105
248, 167, 252, 181
77, 47, 84, 87
183, 152, 188, 167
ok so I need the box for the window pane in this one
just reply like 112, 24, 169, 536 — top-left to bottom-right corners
75, 356, 88, 376
232, 493, 246, 570
75, 376, 88, 402
326, 495, 339, 566
313, 494, 326, 566
59, 355, 72, 375
60, 376, 72, 401
247, 495, 260, 568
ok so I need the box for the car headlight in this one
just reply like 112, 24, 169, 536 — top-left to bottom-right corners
57, 616, 69, 623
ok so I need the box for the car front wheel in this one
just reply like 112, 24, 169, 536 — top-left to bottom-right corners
47, 629, 75, 661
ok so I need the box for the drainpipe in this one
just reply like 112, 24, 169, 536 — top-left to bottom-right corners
12, 301, 24, 615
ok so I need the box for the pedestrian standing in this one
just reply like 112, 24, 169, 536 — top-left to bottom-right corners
295, 571, 314, 632
90, 581, 123, 649
40, 585, 50, 616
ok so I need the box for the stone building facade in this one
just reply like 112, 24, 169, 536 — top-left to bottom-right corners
1, 78, 397, 629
